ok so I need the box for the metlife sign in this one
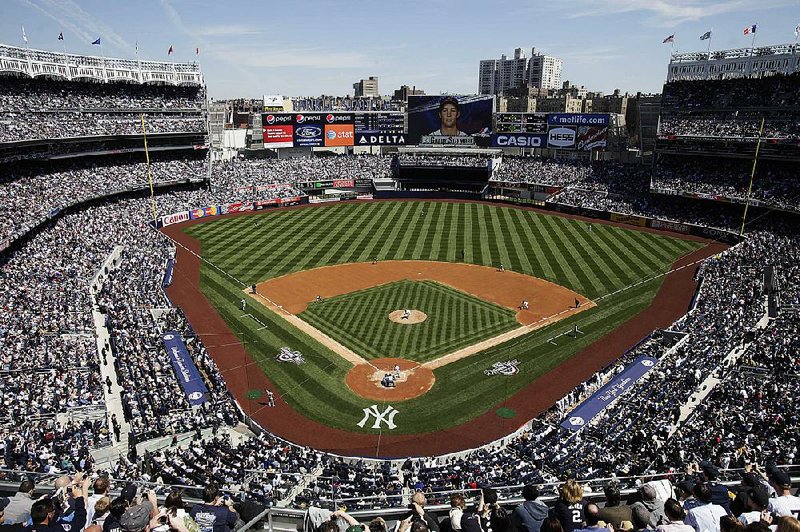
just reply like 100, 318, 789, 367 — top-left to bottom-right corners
547, 113, 609, 126
547, 127, 576, 148
491, 133, 547, 148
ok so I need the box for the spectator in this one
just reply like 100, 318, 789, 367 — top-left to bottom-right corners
656, 499, 694, 532
4, 480, 36, 526
513, 485, 549, 532
188, 485, 238, 532
598, 484, 633, 529
550, 480, 585, 532
631, 485, 667, 529
685, 484, 727, 532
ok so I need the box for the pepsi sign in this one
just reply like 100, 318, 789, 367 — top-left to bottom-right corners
262, 113, 292, 125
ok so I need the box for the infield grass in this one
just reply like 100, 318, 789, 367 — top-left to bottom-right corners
300, 280, 519, 362
183, 201, 704, 435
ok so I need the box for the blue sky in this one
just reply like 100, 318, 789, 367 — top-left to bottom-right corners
2, 0, 798, 99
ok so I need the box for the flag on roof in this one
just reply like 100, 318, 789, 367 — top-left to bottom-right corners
22, 26, 28, 44
92, 37, 101, 45
168, 45, 173, 55
663, 34, 675, 43
700, 31, 712, 40
58, 32, 64, 41
743, 24, 757, 36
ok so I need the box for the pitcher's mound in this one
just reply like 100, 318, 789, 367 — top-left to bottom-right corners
388, 310, 427, 324
345, 358, 435, 401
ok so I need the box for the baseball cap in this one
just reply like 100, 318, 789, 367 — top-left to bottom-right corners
700, 461, 720, 480
439, 96, 459, 111
120, 501, 153, 532
768, 469, 792, 489
676, 480, 694, 495
748, 486, 769, 509
346, 526, 364, 532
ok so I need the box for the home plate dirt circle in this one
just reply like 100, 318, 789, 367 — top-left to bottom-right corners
345, 357, 435, 401
388, 309, 427, 324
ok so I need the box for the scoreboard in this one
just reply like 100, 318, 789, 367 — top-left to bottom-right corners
494, 113, 548, 134
264, 112, 405, 148
354, 112, 404, 134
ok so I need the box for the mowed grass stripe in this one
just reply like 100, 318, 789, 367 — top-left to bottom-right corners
356, 202, 408, 262
488, 205, 515, 270
499, 207, 534, 274
185, 201, 706, 434
531, 214, 584, 293
549, 216, 611, 296
561, 220, 629, 290
300, 280, 517, 362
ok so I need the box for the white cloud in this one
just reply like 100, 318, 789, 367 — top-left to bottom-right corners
23, 0, 135, 53
566, 0, 794, 25
195, 24, 263, 37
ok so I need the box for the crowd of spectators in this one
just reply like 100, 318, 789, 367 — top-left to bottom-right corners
652, 157, 799, 212
658, 116, 800, 140
493, 157, 650, 196
398, 154, 491, 168
0, 113, 205, 143
660, 73, 800, 111
0, 77, 205, 143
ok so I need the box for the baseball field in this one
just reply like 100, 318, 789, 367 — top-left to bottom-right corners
164, 200, 721, 456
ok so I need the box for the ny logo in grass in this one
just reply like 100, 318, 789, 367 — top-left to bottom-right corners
357, 404, 399, 430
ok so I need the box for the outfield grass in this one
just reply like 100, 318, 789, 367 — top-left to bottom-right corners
184, 201, 703, 435
300, 280, 519, 362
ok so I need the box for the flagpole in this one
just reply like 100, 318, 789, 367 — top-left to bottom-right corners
750, 24, 757, 55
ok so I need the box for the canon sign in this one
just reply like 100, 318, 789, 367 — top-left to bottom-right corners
548, 127, 576, 148
161, 211, 190, 227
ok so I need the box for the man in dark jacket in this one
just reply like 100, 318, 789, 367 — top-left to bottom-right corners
23, 478, 89, 532
597, 484, 632, 530
699, 461, 732, 513
512, 485, 548, 532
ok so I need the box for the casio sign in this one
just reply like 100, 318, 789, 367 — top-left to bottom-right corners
296, 126, 321, 138
548, 127, 575, 147
495, 134, 543, 147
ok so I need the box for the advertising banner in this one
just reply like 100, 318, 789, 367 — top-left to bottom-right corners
576, 126, 608, 151
547, 126, 577, 149
491, 133, 547, 148
294, 124, 324, 146
222, 202, 254, 214
263, 94, 284, 110
650, 219, 691, 234
162, 259, 174, 288
189, 205, 219, 219
407, 95, 493, 146
263, 125, 294, 148
161, 211, 190, 227
561, 356, 658, 431
162, 331, 209, 407
610, 213, 647, 227
333, 179, 355, 188
355, 132, 406, 145
548, 113, 610, 126
324, 124, 355, 147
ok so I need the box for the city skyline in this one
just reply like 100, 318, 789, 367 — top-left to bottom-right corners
1, 0, 798, 99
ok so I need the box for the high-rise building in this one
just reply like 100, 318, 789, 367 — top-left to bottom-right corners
478, 48, 562, 95
353, 76, 379, 97
527, 51, 562, 92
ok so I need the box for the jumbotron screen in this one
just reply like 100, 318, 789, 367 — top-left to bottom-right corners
407, 95, 493, 146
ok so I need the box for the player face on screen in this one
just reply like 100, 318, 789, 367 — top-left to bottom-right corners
438, 102, 460, 135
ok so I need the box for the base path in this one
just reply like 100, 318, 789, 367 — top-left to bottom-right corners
163, 200, 727, 457
256, 260, 593, 326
